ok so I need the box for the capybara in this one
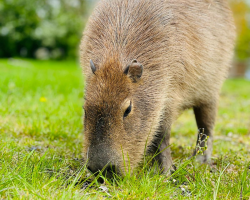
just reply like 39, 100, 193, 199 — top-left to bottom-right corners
80, 0, 236, 176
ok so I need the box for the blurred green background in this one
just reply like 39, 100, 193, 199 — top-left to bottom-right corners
0, 0, 250, 77
0, 0, 88, 60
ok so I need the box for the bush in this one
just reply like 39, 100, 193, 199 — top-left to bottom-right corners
0, 0, 86, 59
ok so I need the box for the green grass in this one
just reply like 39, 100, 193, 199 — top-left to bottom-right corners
0, 58, 250, 199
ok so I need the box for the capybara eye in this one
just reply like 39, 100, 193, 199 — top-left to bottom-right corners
84, 109, 87, 119
124, 103, 132, 118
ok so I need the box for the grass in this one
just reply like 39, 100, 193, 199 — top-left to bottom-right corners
0, 58, 250, 199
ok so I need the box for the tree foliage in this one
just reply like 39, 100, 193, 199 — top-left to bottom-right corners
230, 0, 250, 61
0, 0, 86, 59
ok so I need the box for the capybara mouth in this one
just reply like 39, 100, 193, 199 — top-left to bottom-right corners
87, 164, 120, 182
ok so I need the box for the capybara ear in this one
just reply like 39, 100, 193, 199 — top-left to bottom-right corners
90, 59, 97, 74
124, 59, 143, 82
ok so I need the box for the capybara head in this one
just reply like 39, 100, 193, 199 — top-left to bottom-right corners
83, 58, 147, 176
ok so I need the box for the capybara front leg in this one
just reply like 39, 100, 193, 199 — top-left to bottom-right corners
153, 126, 173, 174
193, 101, 217, 163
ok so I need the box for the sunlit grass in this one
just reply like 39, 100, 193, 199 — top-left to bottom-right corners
0, 58, 250, 199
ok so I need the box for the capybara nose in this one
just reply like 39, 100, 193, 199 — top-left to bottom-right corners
87, 163, 104, 174
86, 144, 118, 178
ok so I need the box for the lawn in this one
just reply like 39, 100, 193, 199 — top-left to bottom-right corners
0, 58, 250, 199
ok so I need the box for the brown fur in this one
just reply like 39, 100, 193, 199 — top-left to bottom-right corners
80, 0, 236, 175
